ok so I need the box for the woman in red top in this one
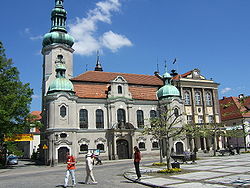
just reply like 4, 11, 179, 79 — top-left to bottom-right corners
64, 152, 76, 187
133, 146, 141, 181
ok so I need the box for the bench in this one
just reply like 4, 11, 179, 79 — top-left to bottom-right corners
217, 149, 235, 156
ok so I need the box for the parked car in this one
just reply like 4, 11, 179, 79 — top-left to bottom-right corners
7, 155, 18, 165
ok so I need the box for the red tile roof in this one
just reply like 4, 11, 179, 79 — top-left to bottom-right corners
30, 111, 42, 121
30, 111, 41, 133
74, 83, 109, 99
74, 83, 159, 101
72, 71, 163, 86
72, 71, 162, 100
219, 96, 250, 121
128, 86, 158, 100
172, 71, 192, 80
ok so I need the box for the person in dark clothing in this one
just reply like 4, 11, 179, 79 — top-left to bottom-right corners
133, 146, 141, 181
95, 155, 102, 165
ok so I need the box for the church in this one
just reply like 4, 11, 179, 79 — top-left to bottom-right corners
40, 0, 221, 165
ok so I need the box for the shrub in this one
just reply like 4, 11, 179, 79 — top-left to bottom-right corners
152, 162, 167, 166
157, 168, 182, 173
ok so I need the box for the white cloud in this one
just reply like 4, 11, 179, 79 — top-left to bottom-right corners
32, 94, 41, 99
101, 31, 132, 52
23, 28, 43, 41
221, 88, 232, 94
24, 28, 31, 34
30, 35, 43, 41
69, 0, 132, 56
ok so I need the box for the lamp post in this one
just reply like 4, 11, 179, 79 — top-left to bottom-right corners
243, 121, 249, 151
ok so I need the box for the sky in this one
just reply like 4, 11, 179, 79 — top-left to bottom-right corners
1, 0, 250, 112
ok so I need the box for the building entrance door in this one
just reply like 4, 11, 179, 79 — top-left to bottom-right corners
58, 147, 69, 163
116, 139, 129, 159
175, 142, 184, 154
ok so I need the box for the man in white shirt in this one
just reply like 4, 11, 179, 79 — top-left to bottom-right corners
85, 153, 98, 184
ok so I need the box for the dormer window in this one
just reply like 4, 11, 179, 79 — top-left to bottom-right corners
118, 85, 122, 94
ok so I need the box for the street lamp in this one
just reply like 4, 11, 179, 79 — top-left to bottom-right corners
243, 121, 250, 151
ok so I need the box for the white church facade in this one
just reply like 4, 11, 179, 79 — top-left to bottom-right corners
40, 0, 221, 165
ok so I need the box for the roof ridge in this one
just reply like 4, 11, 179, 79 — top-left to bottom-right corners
74, 70, 157, 78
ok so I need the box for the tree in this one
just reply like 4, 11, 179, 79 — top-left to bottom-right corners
203, 123, 225, 156
143, 106, 184, 169
183, 123, 204, 153
0, 41, 33, 165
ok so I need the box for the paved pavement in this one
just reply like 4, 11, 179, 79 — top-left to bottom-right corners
124, 153, 250, 187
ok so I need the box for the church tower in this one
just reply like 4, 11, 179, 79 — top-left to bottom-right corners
41, 0, 74, 98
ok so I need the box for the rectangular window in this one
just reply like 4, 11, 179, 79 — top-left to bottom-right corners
198, 115, 203, 124
208, 115, 214, 123
187, 115, 193, 124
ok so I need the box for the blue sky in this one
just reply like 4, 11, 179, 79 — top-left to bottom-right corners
1, 0, 250, 112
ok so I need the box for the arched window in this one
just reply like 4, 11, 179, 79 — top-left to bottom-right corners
96, 109, 104, 129
97, 143, 104, 152
79, 109, 88, 129
80, 144, 88, 152
150, 110, 157, 127
195, 92, 202, 105
152, 142, 159, 149
117, 109, 126, 123
206, 92, 212, 106
139, 142, 145, 149
174, 108, 179, 117
137, 110, 144, 128
60, 106, 66, 118
184, 91, 191, 105
118, 85, 122, 94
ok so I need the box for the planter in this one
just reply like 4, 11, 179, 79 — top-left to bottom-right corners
171, 162, 180, 168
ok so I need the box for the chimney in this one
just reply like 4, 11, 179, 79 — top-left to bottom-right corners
170, 69, 178, 77
239, 94, 244, 99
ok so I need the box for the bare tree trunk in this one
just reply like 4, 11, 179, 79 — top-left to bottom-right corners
165, 138, 171, 169
188, 136, 193, 152
213, 132, 217, 156
159, 139, 163, 163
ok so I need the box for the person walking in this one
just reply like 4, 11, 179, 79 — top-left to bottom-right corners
64, 152, 76, 188
95, 155, 102, 165
85, 153, 98, 184
133, 146, 141, 181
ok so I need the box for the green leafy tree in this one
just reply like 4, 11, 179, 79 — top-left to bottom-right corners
183, 123, 204, 153
0, 41, 34, 165
226, 127, 246, 150
143, 106, 184, 169
203, 123, 225, 156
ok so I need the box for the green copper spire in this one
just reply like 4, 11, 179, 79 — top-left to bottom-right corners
51, 0, 67, 33
157, 64, 180, 99
48, 54, 75, 94
42, 0, 74, 47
